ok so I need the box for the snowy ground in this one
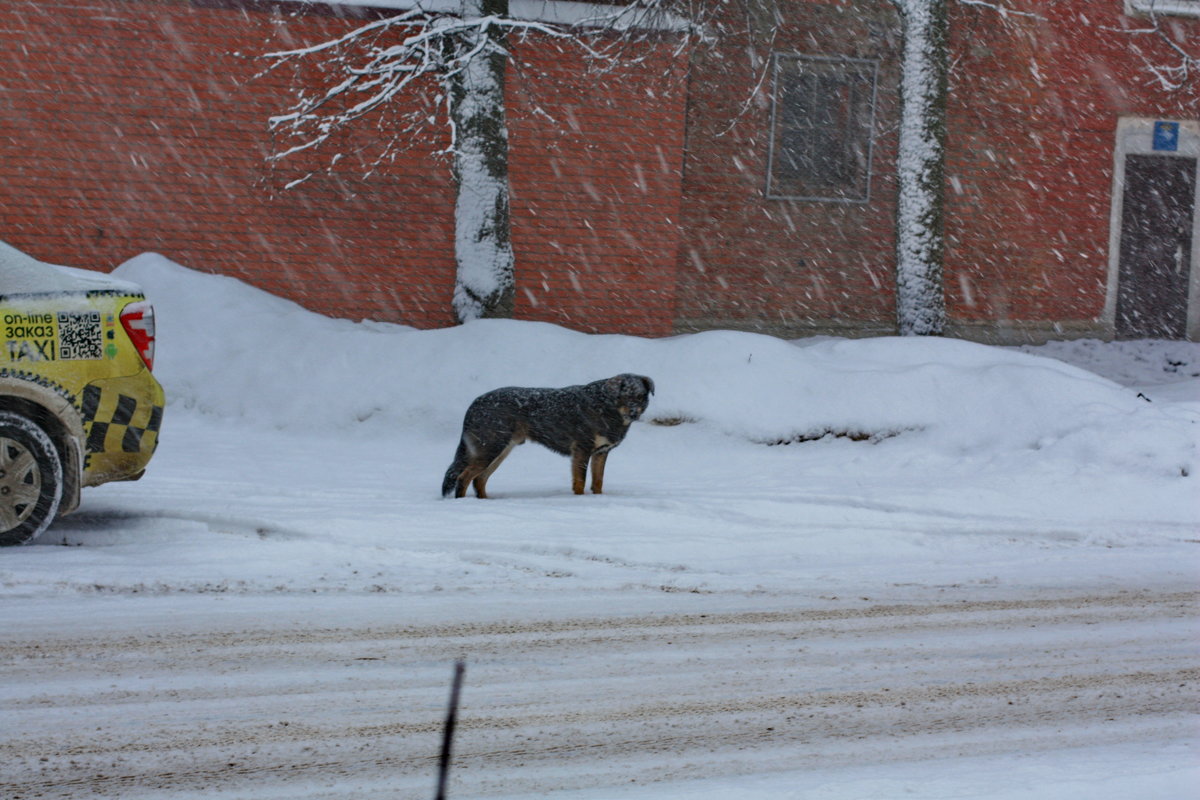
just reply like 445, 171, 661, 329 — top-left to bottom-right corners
1, 255, 1197, 799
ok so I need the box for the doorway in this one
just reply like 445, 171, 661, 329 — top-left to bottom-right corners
1116, 154, 1195, 338
1107, 119, 1200, 341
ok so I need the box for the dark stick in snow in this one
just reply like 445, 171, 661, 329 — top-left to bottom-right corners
435, 660, 467, 800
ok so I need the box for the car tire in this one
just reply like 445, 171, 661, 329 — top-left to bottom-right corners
0, 410, 63, 546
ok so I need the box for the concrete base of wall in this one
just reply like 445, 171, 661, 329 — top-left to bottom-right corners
674, 317, 1116, 345
673, 317, 896, 341
946, 321, 1114, 346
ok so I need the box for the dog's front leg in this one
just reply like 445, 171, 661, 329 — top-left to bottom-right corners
589, 450, 608, 494
570, 447, 590, 495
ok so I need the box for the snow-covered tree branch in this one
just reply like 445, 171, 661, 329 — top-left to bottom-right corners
1115, 7, 1199, 90
264, 8, 603, 168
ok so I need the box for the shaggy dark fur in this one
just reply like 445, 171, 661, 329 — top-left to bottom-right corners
442, 374, 655, 498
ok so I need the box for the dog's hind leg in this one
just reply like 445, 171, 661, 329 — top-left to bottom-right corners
472, 439, 517, 499
589, 450, 608, 494
444, 434, 499, 499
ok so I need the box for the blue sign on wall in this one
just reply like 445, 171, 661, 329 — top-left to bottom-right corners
1153, 121, 1180, 152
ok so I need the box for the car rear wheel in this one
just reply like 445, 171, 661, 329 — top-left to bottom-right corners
0, 410, 63, 546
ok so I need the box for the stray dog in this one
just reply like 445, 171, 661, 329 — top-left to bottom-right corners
442, 374, 655, 498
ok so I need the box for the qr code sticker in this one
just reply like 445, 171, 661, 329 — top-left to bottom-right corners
57, 311, 103, 360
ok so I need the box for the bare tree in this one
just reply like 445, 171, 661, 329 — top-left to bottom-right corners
263, 0, 691, 323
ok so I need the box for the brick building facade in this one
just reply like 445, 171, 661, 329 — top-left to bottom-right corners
1, 0, 1197, 341
944, 0, 1199, 341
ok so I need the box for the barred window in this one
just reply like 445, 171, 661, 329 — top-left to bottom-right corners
766, 54, 879, 203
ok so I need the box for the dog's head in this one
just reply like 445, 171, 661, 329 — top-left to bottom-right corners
604, 374, 655, 423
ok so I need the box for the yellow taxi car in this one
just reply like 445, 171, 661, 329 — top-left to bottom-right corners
0, 241, 164, 545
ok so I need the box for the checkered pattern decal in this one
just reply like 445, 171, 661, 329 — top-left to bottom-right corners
80, 384, 164, 455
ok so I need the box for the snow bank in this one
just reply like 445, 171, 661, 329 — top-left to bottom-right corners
115, 253, 1199, 479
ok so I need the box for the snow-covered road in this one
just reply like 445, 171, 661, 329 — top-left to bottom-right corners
3, 588, 1195, 800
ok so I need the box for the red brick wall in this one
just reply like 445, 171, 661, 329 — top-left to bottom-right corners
508, 35, 688, 336
0, 0, 687, 335
4, 0, 1196, 341
676, 0, 1199, 340
0, 0, 449, 324
675, 0, 903, 337
945, 0, 1200, 335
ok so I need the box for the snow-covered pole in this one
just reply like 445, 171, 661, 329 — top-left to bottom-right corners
894, 0, 948, 336
449, 0, 516, 322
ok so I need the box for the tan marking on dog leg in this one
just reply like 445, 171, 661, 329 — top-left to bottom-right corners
571, 448, 588, 495
590, 450, 608, 494
473, 440, 518, 499
456, 464, 483, 499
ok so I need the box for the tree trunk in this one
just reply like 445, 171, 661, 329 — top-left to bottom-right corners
449, 0, 516, 322
894, 0, 948, 336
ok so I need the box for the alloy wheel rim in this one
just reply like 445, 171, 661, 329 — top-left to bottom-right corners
0, 437, 41, 530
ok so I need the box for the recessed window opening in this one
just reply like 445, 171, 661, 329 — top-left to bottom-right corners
766, 54, 880, 203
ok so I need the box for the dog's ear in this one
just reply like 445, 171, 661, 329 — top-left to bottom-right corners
607, 374, 654, 397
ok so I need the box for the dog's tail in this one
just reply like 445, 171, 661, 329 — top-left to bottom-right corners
442, 440, 469, 498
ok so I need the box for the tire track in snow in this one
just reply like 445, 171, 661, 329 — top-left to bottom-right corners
3, 589, 1192, 657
